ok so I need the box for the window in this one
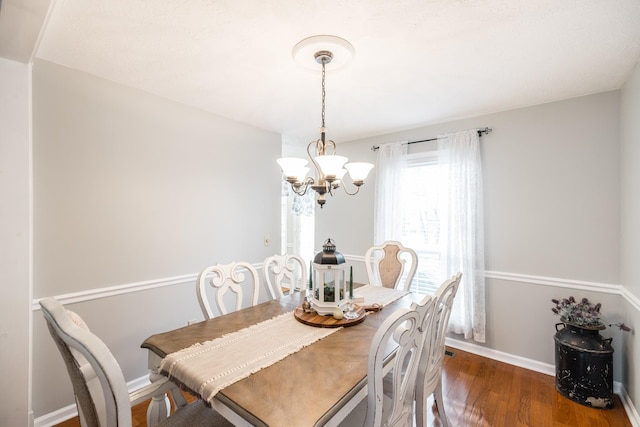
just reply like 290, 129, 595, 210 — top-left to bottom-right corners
398, 152, 441, 295
374, 130, 485, 341
281, 182, 315, 266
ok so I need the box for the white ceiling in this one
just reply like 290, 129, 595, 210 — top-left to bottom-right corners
4, 0, 640, 144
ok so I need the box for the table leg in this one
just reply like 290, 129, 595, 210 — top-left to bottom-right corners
146, 353, 171, 427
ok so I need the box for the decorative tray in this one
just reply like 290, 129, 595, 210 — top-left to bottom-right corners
293, 305, 366, 328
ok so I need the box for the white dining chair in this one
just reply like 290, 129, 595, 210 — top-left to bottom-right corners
262, 253, 307, 298
196, 261, 274, 320
339, 300, 433, 427
39, 297, 233, 427
415, 272, 462, 427
364, 240, 418, 291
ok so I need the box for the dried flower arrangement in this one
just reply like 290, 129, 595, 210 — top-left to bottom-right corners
551, 296, 631, 331
551, 296, 603, 327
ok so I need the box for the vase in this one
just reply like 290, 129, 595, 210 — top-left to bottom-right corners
554, 321, 614, 409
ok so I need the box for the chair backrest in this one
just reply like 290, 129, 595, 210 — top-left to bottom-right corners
40, 297, 132, 427
412, 293, 439, 352
415, 272, 462, 426
365, 240, 418, 291
262, 254, 307, 298
365, 306, 427, 427
196, 261, 271, 319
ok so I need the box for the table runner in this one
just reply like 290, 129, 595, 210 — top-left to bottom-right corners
159, 287, 408, 405
159, 311, 340, 404
354, 285, 409, 307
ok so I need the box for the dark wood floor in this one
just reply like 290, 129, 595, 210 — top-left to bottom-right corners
434, 348, 630, 426
56, 347, 631, 426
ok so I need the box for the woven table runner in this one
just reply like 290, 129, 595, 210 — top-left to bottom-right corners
159, 311, 340, 404
354, 285, 409, 307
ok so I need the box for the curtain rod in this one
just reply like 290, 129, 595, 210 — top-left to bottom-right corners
371, 127, 492, 151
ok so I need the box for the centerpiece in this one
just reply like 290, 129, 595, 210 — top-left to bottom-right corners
311, 238, 349, 315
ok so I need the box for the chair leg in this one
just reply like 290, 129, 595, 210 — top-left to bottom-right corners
76, 397, 89, 427
415, 385, 427, 427
434, 380, 449, 427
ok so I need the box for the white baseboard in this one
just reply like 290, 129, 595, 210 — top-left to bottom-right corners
33, 376, 152, 427
445, 336, 556, 376
33, 405, 77, 427
619, 384, 640, 427
36, 342, 640, 427
445, 337, 639, 426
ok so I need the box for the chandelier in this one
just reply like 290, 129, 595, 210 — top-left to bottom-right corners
277, 36, 374, 208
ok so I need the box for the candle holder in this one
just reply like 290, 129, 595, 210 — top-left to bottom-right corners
311, 238, 349, 316
343, 296, 359, 319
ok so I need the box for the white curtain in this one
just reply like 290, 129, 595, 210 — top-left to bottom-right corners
437, 129, 485, 342
282, 181, 315, 266
373, 142, 407, 243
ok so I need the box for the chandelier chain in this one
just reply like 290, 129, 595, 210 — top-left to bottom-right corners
321, 58, 326, 129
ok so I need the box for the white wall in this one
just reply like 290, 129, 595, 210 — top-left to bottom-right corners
621, 58, 640, 418
0, 58, 32, 426
30, 60, 283, 418
622, 61, 640, 301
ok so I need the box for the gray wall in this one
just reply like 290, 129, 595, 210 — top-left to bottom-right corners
314, 141, 377, 255
621, 59, 640, 416
17, 55, 640, 422
321, 91, 621, 283
33, 59, 282, 295
31, 60, 283, 417
317, 91, 635, 401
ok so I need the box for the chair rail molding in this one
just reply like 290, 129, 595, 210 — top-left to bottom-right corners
31, 273, 199, 310
622, 285, 640, 312
484, 270, 621, 294
31, 261, 267, 309
32, 261, 635, 313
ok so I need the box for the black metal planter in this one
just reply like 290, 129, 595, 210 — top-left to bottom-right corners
554, 322, 614, 409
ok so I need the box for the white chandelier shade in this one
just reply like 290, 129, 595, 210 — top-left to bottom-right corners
314, 155, 347, 179
344, 162, 374, 183
277, 157, 309, 181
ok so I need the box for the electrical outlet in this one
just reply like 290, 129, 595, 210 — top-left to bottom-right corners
264, 235, 271, 246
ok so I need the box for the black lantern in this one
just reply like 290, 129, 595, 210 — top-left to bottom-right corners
311, 238, 348, 315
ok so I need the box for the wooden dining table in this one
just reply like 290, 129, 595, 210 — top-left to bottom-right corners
141, 287, 423, 427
